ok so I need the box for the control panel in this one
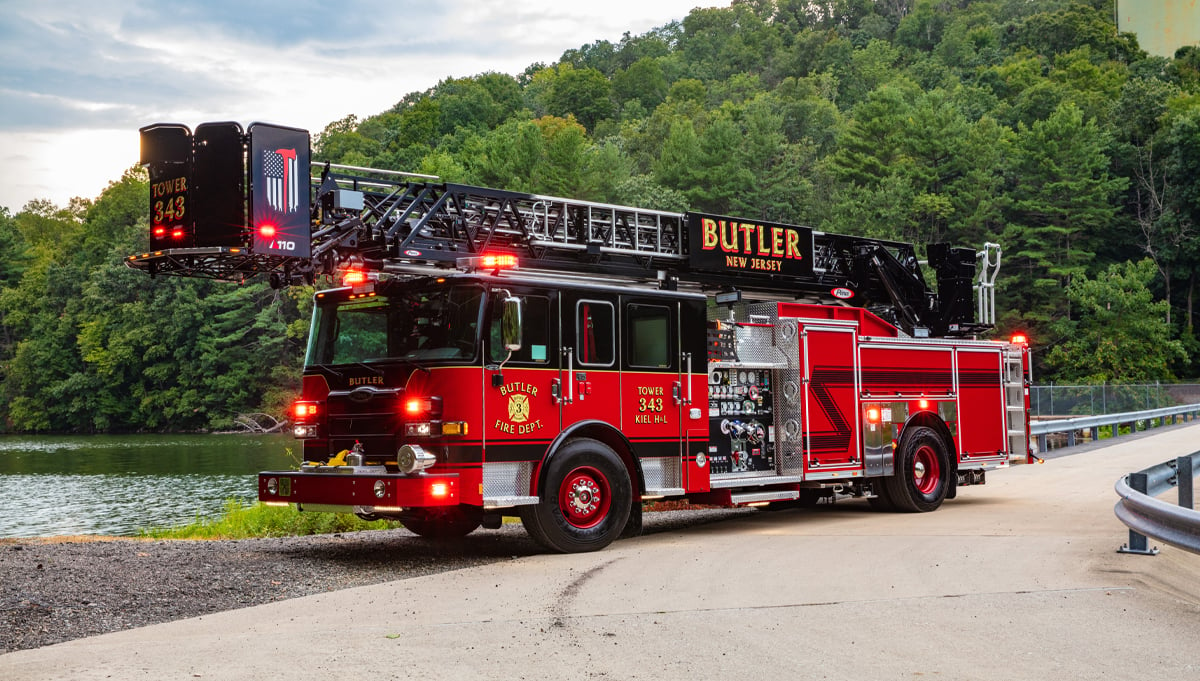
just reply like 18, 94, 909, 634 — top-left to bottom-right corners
706, 367, 775, 475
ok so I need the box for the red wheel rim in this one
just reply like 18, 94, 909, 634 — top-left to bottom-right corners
912, 445, 941, 496
558, 466, 612, 529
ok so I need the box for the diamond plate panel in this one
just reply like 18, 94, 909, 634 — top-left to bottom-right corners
641, 456, 682, 490
482, 461, 533, 498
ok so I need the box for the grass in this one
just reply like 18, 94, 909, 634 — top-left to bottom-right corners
140, 499, 402, 540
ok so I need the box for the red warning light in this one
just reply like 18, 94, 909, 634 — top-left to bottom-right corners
171, 228, 185, 239
1010, 333, 1029, 345
259, 223, 277, 239
153, 226, 166, 237
866, 407, 881, 423
292, 401, 319, 421
481, 253, 518, 269
342, 270, 367, 286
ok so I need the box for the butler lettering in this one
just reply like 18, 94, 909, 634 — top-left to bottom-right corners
700, 217, 803, 260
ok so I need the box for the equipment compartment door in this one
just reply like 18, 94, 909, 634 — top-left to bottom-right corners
956, 347, 1007, 463
802, 325, 861, 474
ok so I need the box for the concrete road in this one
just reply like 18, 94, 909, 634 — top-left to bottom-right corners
5, 426, 1200, 681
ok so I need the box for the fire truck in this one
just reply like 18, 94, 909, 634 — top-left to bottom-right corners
129, 121, 1031, 553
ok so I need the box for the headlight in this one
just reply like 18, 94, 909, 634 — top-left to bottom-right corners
266, 477, 279, 495
373, 480, 387, 499
293, 424, 319, 439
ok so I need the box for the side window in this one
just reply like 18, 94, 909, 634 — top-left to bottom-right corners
577, 300, 615, 366
489, 295, 550, 364
628, 304, 671, 368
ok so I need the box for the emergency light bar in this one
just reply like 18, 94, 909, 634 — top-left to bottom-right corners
457, 254, 519, 272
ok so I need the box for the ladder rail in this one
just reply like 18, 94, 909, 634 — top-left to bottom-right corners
129, 157, 994, 337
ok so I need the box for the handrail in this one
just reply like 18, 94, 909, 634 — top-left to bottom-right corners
1030, 403, 1200, 451
1113, 451, 1200, 555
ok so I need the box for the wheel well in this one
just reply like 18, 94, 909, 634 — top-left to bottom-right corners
904, 411, 955, 455
902, 410, 958, 491
539, 421, 643, 496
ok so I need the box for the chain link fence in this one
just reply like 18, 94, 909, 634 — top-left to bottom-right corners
1029, 383, 1200, 417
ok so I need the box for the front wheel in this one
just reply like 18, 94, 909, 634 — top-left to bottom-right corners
400, 505, 483, 539
882, 425, 951, 513
520, 438, 632, 553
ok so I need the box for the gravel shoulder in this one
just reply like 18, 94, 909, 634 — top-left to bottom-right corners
0, 509, 751, 654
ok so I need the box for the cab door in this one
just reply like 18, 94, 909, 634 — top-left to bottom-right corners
559, 291, 621, 431
620, 297, 682, 449
620, 297, 684, 493
483, 289, 559, 463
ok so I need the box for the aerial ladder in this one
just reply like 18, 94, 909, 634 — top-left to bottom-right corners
129, 121, 1000, 340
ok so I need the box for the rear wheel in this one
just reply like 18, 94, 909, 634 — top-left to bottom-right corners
520, 438, 632, 553
400, 505, 482, 538
882, 425, 951, 513
867, 482, 895, 511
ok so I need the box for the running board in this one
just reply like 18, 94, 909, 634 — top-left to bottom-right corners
730, 490, 800, 506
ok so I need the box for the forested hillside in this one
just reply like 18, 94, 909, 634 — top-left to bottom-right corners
2, 0, 1199, 432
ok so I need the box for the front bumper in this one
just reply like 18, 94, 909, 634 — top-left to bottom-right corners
258, 469, 460, 510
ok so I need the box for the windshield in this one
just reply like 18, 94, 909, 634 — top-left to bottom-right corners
305, 284, 485, 366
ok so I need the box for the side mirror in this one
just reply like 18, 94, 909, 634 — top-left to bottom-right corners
501, 295, 523, 352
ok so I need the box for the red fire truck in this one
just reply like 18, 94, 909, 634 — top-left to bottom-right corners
129, 121, 1030, 553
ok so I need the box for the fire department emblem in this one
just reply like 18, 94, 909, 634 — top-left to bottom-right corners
507, 394, 530, 423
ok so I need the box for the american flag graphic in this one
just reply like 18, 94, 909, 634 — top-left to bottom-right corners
264, 148, 299, 213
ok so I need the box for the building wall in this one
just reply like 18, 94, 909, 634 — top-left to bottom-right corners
1116, 0, 1200, 58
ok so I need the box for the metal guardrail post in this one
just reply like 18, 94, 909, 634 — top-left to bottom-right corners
1117, 472, 1160, 555
1179, 456, 1194, 510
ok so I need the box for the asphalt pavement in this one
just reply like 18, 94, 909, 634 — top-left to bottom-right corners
4, 425, 1200, 680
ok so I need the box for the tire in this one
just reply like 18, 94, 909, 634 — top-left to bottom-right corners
520, 438, 632, 553
867, 482, 896, 512
882, 425, 951, 513
400, 505, 483, 538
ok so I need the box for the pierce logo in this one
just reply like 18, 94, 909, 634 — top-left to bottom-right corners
831, 287, 854, 300
404, 249, 422, 257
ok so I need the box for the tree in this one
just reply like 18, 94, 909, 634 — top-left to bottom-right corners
1045, 259, 1185, 382
613, 57, 669, 112
1001, 102, 1128, 339
543, 65, 615, 132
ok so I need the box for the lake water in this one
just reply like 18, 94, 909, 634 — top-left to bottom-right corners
0, 434, 295, 538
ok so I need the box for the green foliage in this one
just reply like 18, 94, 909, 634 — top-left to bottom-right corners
141, 499, 402, 539
1045, 259, 1185, 382
6, 0, 1200, 433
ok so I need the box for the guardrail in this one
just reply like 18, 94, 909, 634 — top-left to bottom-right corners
1113, 452, 1200, 555
1030, 403, 1200, 453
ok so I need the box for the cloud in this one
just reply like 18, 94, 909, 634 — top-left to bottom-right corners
0, 0, 705, 210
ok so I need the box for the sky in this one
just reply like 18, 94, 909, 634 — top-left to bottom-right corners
0, 0, 709, 213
